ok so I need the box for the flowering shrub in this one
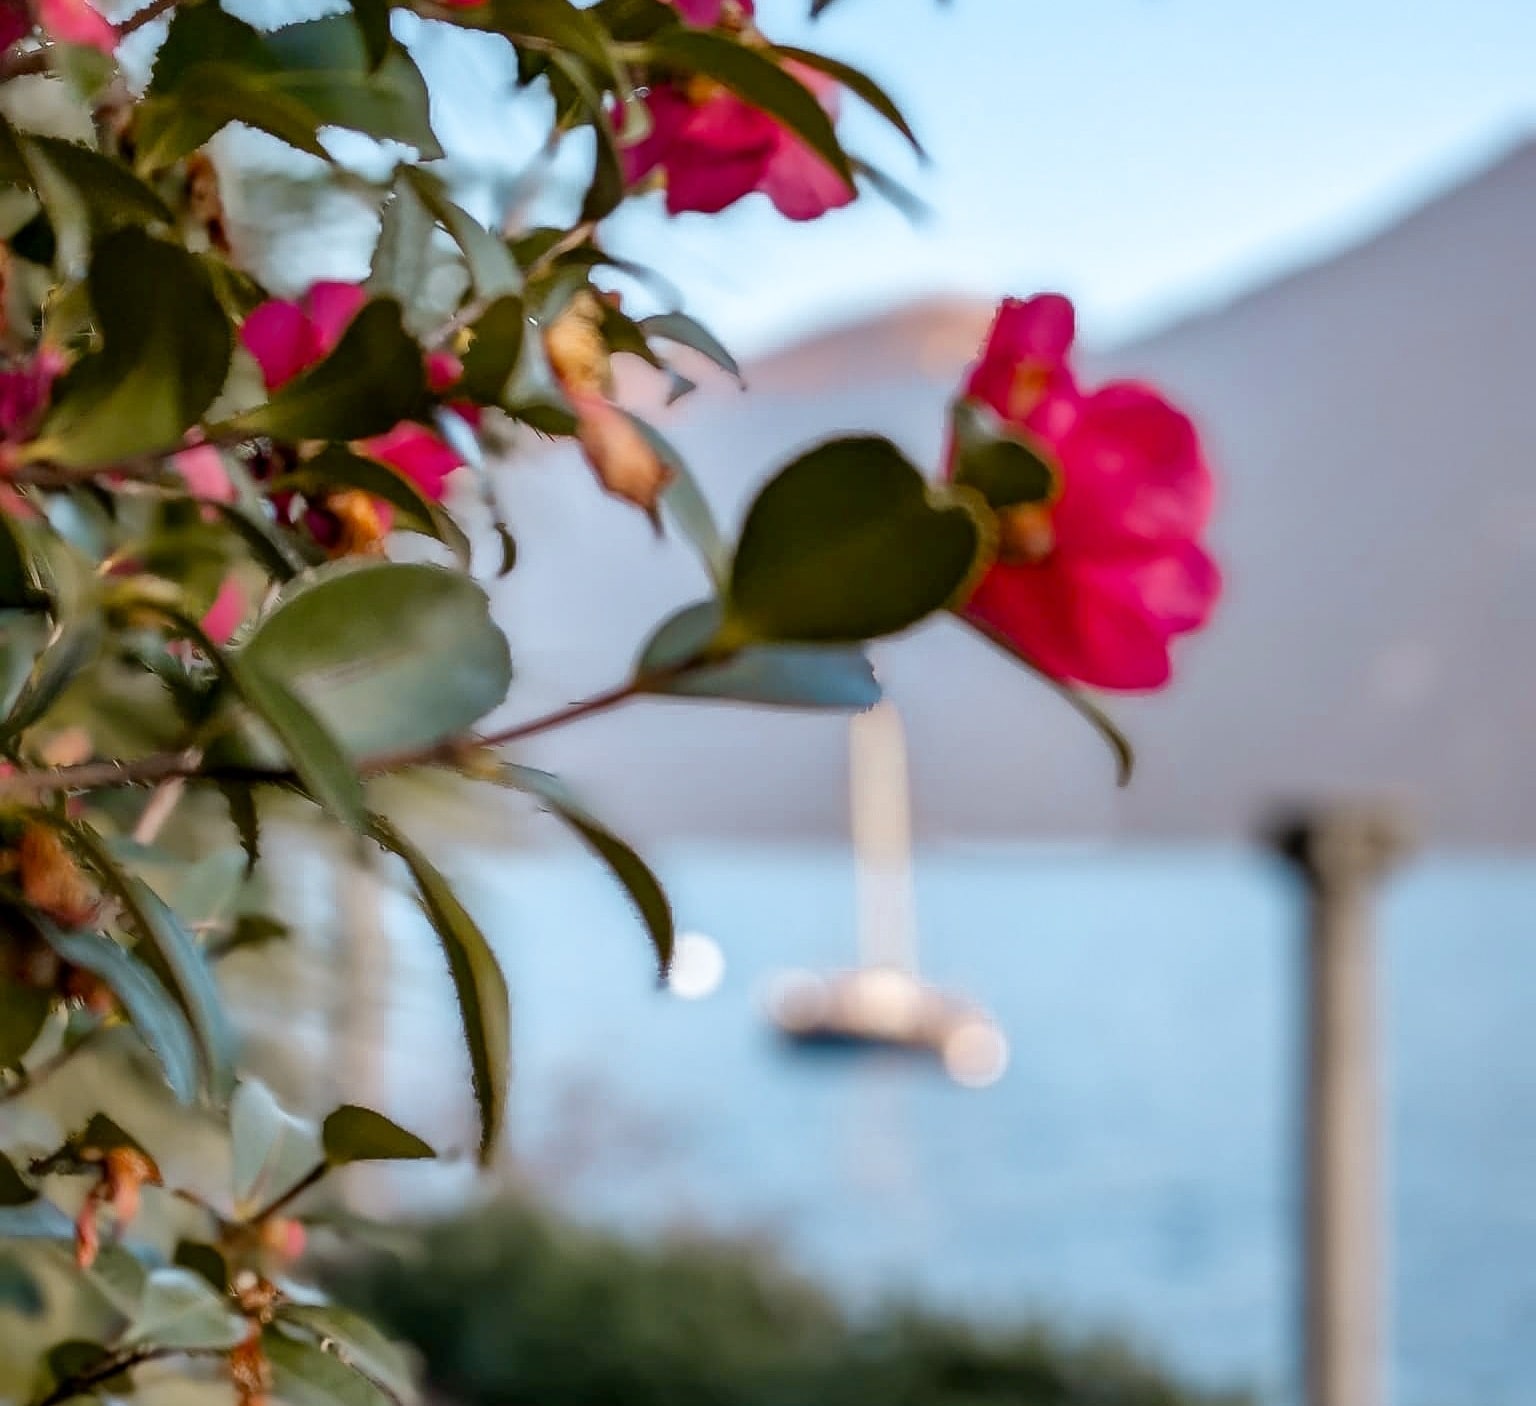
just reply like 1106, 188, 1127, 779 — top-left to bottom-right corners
0, 1, 1217, 1404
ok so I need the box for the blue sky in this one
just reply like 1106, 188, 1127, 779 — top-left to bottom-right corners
423, 0, 1536, 353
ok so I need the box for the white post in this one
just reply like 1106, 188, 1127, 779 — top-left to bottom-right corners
1270, 803, 1412, 1406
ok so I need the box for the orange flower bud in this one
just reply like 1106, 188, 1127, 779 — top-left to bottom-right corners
543, 291, 612, 399
324, 490, 389, 558
229, 1328, 272, 1406
259, 1217, 306, 1263
17, 824, 99, 930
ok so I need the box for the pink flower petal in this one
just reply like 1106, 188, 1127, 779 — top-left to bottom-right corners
0, 0, 30, 50
172, 445, 235, 503
757, 137, 855, 221
200, 578, 246, 647
426, 351, 463, 394
241, 300, 322, 391
356, 422, 462, 502
36, 0, 115, 53
302, 282, 368, 357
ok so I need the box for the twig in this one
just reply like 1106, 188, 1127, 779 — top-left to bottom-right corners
118, 0, 179, 39
31, 1345, 223, 1406
243, 1162, 326, 1225
0, 681, 650, 803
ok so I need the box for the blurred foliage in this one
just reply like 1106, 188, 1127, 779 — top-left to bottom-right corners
332, 1197, 1252, 1406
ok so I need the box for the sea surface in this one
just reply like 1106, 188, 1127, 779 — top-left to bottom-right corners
354, 845, 1536, 1406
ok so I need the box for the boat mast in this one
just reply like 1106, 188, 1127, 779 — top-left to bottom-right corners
850, 700, 919, 972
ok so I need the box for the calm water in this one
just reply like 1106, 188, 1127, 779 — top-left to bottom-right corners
369, 846, 1536, 1406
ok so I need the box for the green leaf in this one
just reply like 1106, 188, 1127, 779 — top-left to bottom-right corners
0, 974, 52, 1070
203, 500, 309, 584
137, 66, 334, 167
401, 169, 520, 300
238, 561, 512, 762
226, 299, 427, 443
959, 616, 1136, 787
32, 228, 232, 468
124, 1267, 246, 1351
33, 924, 200, 1103
0, 1155, 36, 1208
949, 399, 1057, 509
22, 133, 175, 232
368, 173, 437, 310
0, 612, 101, 742
726, 436, 987, 644
266, 1327, 396, 1406
229, 653, 368, 833
143, 9, 440, 164
348, 0, 393, 69
321, 1106, 435, 1165
231, 1079, 324, 1217
0, 1256, 43, 1316
638, 599, 881, 709
661, 464, 730, 586
642, 30, 852, 185
173, 1239, 229, 1294
639, 312, 742, 385
457, 294, 526, 405
488, 0, 615, 72
492, 766, 674, 976
297, 445, 471, 566
64, 824, 237, 1100
0, 514, 40, 611
266, 17, 442, 156
368, 818, 508, 1164
276, 1304, 418, 1403
772, 46, 924, 156
46, 1340, 124, 1392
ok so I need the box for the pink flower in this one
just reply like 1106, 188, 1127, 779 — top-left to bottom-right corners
200, 577, 245, 646
668, 0, 749, 24
240, 282, 465, 504
624, 3, 853, 221
35, 0, 115, 53
172, 444, 236, 503
950, 295, 1220, 692
0, 346, 67, 473
0, 1, 29, 50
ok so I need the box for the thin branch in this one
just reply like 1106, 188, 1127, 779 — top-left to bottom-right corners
118, 0, 179, 39
473, 680, 641, 750
0, 680, 650, 804
243, 1161, 326, 1226
31, 1345, 224, 1406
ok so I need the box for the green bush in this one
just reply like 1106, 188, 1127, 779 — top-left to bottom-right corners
331, 1198, 1251, 1406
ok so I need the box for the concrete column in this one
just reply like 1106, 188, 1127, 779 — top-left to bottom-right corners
1268, 803, 1413, 1406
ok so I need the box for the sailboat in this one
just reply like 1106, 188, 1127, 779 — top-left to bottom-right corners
764, 701, 1010, 1088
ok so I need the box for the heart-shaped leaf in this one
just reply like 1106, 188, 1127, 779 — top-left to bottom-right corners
726, 436, 987, 644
